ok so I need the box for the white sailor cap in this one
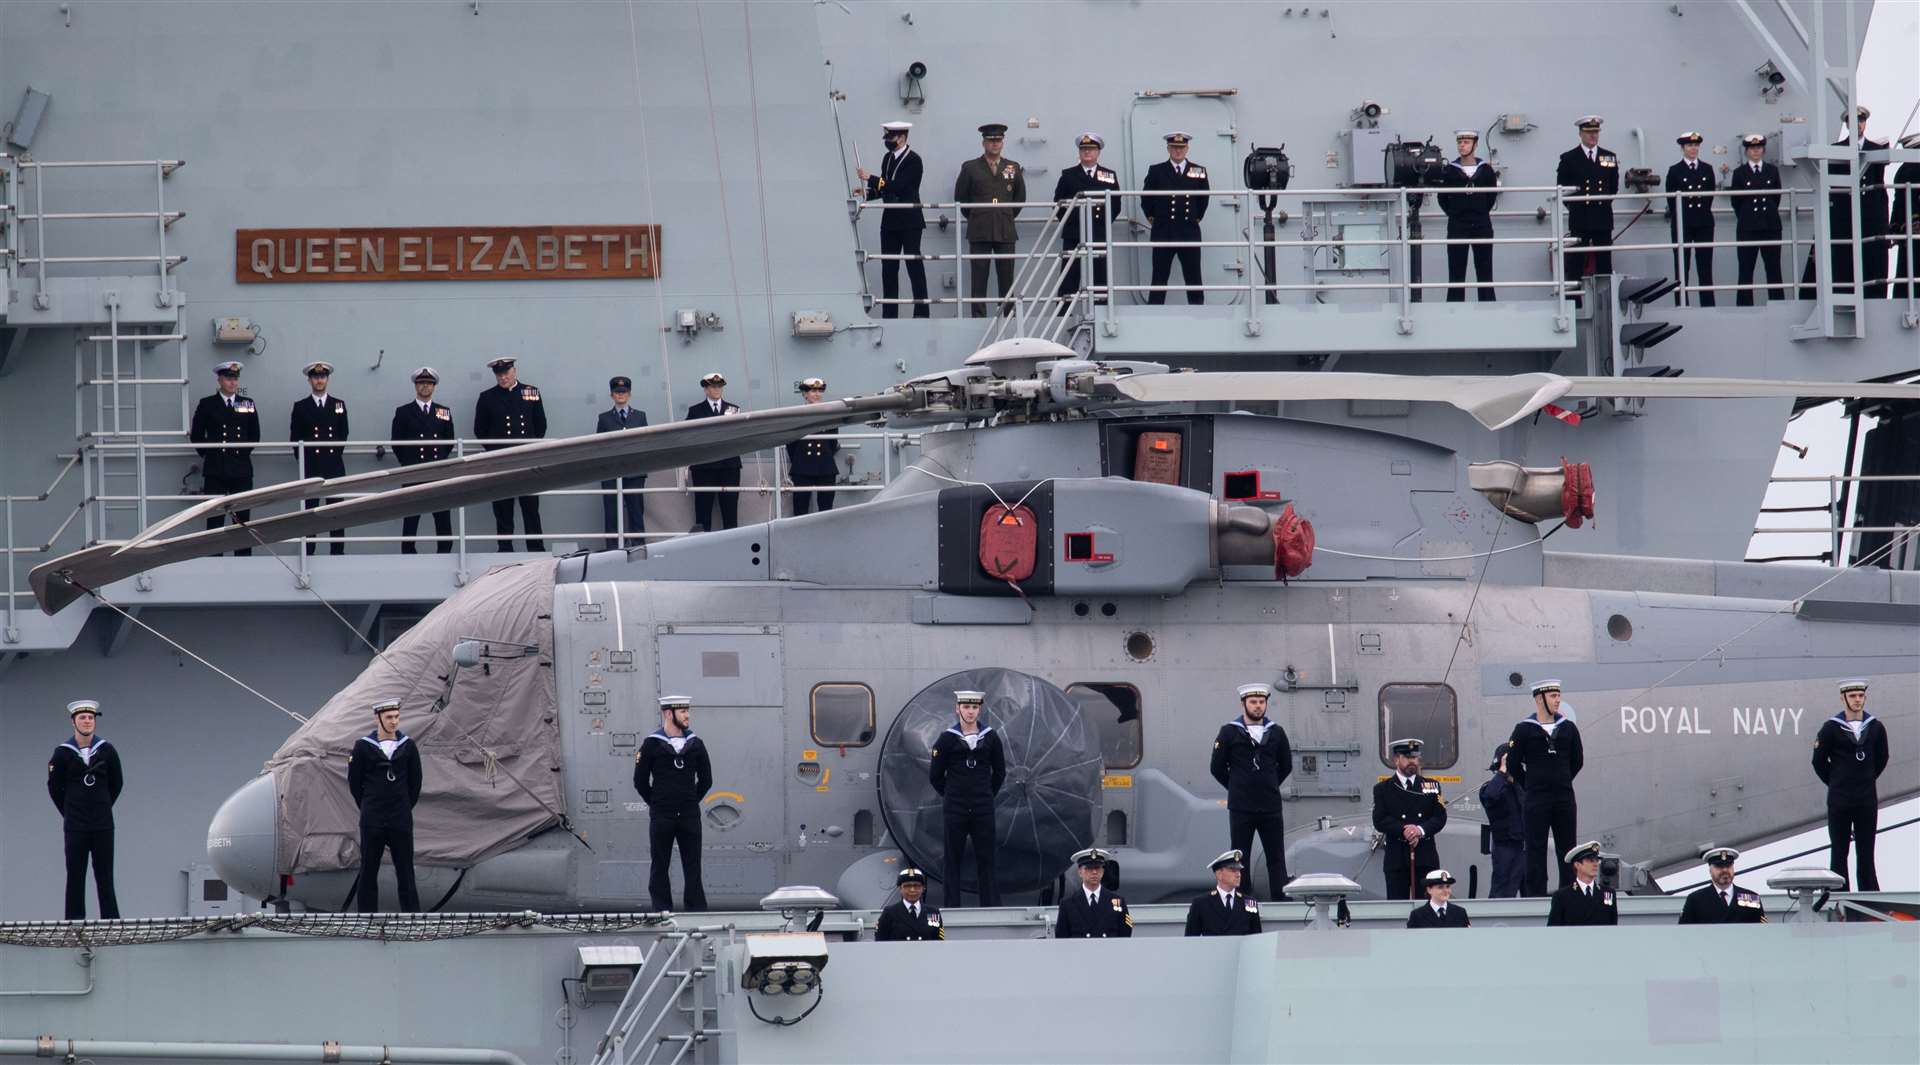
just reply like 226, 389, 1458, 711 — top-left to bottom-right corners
797, 377, 826, 392
896, 866, 929, 885
411, 366, 440, 383
486, 355, 518, 371
1209, 849, 1245, 871
1531, 679, 1563, 695
954, 690, 986, 705
1163, 131, 1192, 145
1076, 132, 1105, 150
1852, 105, 1871, 120
1575, 115, 1604, 130
212, 360, 244, 377
1702, 847, 1739, 866
1564, 840, 1604, 864
1236, 683, 1271, 700
1388, 737, 1424, 757
882, 120, 913, 133
1424, 869, 1457, 887
302, 360, 335, 376
1675, 131, 1704, 145
1073, 846, 1112, 867
1740, 133, 1768, 148
66, 699, 101, 718
372, 698, 401, 714
658, 694, 692, 709
1452, 128, 1480, 141
1838, 679, 1869, 694
699, 371, 727, 387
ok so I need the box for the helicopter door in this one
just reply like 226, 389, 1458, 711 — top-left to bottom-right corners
1124, 93, 1241, 304
654, 628, 787, 903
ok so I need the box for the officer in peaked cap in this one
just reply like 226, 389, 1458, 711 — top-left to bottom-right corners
347, 698, 423, 912
1728, 132, 1787, 304
1803, 106, 1890, 299
1185, 849, 1263, 936
1143, 130, 1211, 305
1893, 132, 1920, 299
189, 361, 261, 555
785, 377, 839, 515
953, 123, 1026, 317
1479, 741, 1526, 898
1555, 115, 1620, 295
874, 866, 945, 941
930, 690, 1006, 907
634, 695, 714, 911
1055, 847, 1132, 938
858, 120, 929, 318
1546, 841, 1617, 926
390, 366, 455, 554
473, 356, 548, 551
1372, 737, 1447, 899
1438, 128, 1500, 302
1678, 848, 1766, 924
1812, 679, 1889, 890
48, 699, 123, 919
290, 360, 350, 555
1407, 869, 1470, 928
1210, 681, 1294, 900
597, 375, 649, 550
684, 372, 743, 532
1507, 679, 1584, 896
1664, 131, 1718, 306
1052, 132, 1121, 305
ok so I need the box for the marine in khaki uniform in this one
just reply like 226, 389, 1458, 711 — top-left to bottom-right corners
953, 123, 1026, 317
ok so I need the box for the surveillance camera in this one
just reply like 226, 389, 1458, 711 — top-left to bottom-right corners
907, 60, 928, 79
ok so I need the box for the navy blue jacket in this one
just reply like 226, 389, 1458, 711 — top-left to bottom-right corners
929, 726, 1005, 815
347, 730, 423, 830
1478, 772, 1526, 844
633, 730, 714, 815
48, 737, 124, 831
1209, 718, 1292, 814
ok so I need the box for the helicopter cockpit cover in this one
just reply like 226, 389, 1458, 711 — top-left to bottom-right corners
264, 559, 564, 874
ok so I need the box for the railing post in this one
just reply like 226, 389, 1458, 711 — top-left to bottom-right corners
454, 438, 469, 583
1245, 189, 1260, 336
1829, 475, 1841, 566
5, 494, 16, 637
955, 199, 966, 320
1395, 190, 1412, 331
297, 441, 310, 585
1551, 185, 1569, 323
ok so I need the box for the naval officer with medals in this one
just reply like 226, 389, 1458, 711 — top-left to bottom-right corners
1556, 115, 1620, 292
1678, 848, 1766, 924
952, 123, 1026, 317
347, 699, 423, 912
1054, 847, 1132, 938
929, 690, 1006, 907
1812, 679, 1890, 891
1546, 841, 1617, 926
874, 866, 945, 941
472, 356, 548, 551
1184, 849, 1263, 936
1371, 737, 1447, 899
635, 695, 714, 911
1142, 131, 1211, 304
1051, 133, 1121, 304
390, 366, 456, 554
1406, 869, 1470, 928
1507, 679, 1584, 895
1209, 682, 1294, 900
48, 699, 123, 920
188, 361, 261, 553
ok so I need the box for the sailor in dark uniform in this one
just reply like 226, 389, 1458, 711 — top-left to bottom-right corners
472, 356, 547, 551
1209, 682, 1293, 900
1546, 841, 1617, 926
1678, 848, 1766, 924
1664, 131, 1718, 306
1556, 116, 1620, 292
1728, 133, 1787, 304
390, 366, 455, 554
1407, 869, 1470, 928
1184, 849, 1263, 937
874, 867, 944, 941
1479, 742, 1526, 899
1508, 679, 1584, 895
1802, 106, 1891, 299
684, 372, 743, 532
188, 361, 260, 554
1438, 129, 1499, 301
858, 120, 929, 318
1371, 737, 1447, 899
929, 689, 1006, 907
48, 699, 123, 920
785, 377, 839, 515
952, 123, 1026, 317
1143, 131, 1210, 305
1893, 133, 1920, 299
1812, 679, 1890, 890
347, 699, 423, 912
1052, 133, 1121, 305
1054, 847, 1132, 938
289, 360, 349, 555
634, 695, 714, 911
597, 375, 648, 550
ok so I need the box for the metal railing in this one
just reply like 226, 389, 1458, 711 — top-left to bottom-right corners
6, 157, 188, 304
590, 931, 721, 1065
1751, 473, 1920, 565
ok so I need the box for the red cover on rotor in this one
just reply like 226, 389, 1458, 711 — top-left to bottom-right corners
1273, 502, 1315, 579
979, 504, 1038, 581
1560, 459, 1596, 528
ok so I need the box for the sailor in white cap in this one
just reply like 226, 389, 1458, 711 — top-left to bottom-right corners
1184, 849, 1263, 937
874, 866, 944, 941
1210, 682, 1294, 900
1546, 841, 1616, 926
1143, 130, 1211, 305
1812, 679, 1889, 890
930, 689, 1006, 907
1406, 869, 1470, 928
857, 120, 929, 318
786, 377, 839, 515
1556, 115, 1620, 293
289, 360, 350, 555
1438, 127, 1500, 302
390, 366, 455, 554
1678, 847, 1765, 924
1372, 737, 1448, 899
473, 356, 548, 551
1052, 132, 1120, 303
48, 699, 123, 919
1507, 679, 1585, 896
1664, 131, 1718, 306
188, 360, 261, 553
1055, 847, 1131, 938
684, 372, 743, 532
1728, 132, 1787, 304
634, 695, 713, 911
348, 698, 423, 912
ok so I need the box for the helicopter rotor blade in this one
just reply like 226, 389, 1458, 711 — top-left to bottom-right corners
1107, 371, 1572, 431
1556, 377, 1920, 401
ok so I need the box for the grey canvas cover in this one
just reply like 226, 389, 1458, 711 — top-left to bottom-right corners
267, 559, 564, 873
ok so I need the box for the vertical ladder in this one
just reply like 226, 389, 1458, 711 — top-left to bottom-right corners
80, 298, 189, 543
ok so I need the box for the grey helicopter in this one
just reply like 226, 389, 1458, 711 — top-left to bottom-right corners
31, 338, 1920, 913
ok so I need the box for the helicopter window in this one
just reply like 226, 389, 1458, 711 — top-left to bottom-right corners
810, 683, 877, 747
1066, 682, 1143, 770
1378, 683, 1458, 769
